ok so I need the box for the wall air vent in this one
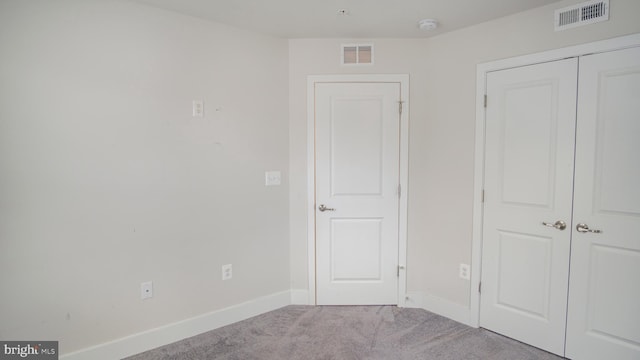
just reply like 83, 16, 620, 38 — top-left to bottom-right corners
341, 44, 374, 65
555, 0, 609, 31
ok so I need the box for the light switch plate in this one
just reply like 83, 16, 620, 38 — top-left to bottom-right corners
265, 171, 281, 186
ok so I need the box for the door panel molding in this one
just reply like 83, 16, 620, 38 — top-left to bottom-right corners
307, 74, 409, 306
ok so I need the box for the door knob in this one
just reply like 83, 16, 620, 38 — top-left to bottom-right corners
318, 204, 335, 212
542, 220, 567, 230
576, 223, 602, 233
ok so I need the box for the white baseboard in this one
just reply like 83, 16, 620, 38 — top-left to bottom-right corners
290, 289, 311, 305
60, 291, 292, 360
404, 291, 474, 327
59, 289, 474, 359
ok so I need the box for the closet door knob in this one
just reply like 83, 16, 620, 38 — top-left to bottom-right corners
576, 223, 602, 233
318, 204, 335, 212
542, 220, 567, 230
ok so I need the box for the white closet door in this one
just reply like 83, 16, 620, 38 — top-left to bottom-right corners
566, 46, 640, 360
480, 58, 578, 356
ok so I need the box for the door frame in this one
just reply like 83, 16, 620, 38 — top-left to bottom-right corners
306, 74, 410, 306
471, 33, 640, 327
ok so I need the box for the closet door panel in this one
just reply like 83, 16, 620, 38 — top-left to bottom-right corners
480, 58, 578, 356
566, 46, 640, 360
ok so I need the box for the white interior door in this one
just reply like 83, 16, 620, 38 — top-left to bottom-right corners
314, 82, 400, 305
565, 46, 640, 360
480, 58, 578, 356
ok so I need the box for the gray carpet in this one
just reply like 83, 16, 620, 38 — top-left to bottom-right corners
125, 305, 565, 360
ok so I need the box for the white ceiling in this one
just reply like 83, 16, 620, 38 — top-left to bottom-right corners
133, 0, 566, 38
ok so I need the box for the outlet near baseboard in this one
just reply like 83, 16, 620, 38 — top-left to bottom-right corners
459, 264, 470, 280
222, 264, 232, 280
140, 281, 153, 300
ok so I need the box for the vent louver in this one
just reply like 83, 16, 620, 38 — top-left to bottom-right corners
341, 44, 374, 65
555, 0, 609, 31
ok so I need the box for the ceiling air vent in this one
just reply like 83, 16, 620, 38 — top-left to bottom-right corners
555, 0, 609, 31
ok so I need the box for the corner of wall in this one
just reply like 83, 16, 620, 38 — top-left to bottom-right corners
405, 291, 473, 327
290, 289, 312, 305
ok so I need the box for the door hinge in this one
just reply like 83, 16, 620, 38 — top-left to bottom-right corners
398, 184, 401, 198
481, 189, 485, 203
397, 265, 405, 277
479, 281, 482, 293
399, 100, 404, 116
483, 94, 487, 108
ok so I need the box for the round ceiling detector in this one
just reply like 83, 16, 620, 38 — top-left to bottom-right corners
418, 19, 438, 31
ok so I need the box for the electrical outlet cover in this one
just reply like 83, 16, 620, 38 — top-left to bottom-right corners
459, 264, 470, 280
141, 281, 153, 299
222, 264, 232, 280
192, 100, 204, 117
265, 171, 281, 186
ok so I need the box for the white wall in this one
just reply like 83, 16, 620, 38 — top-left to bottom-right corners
0, 0, 289, 355
289, 0, 640, 313
2, 0, 639, 356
